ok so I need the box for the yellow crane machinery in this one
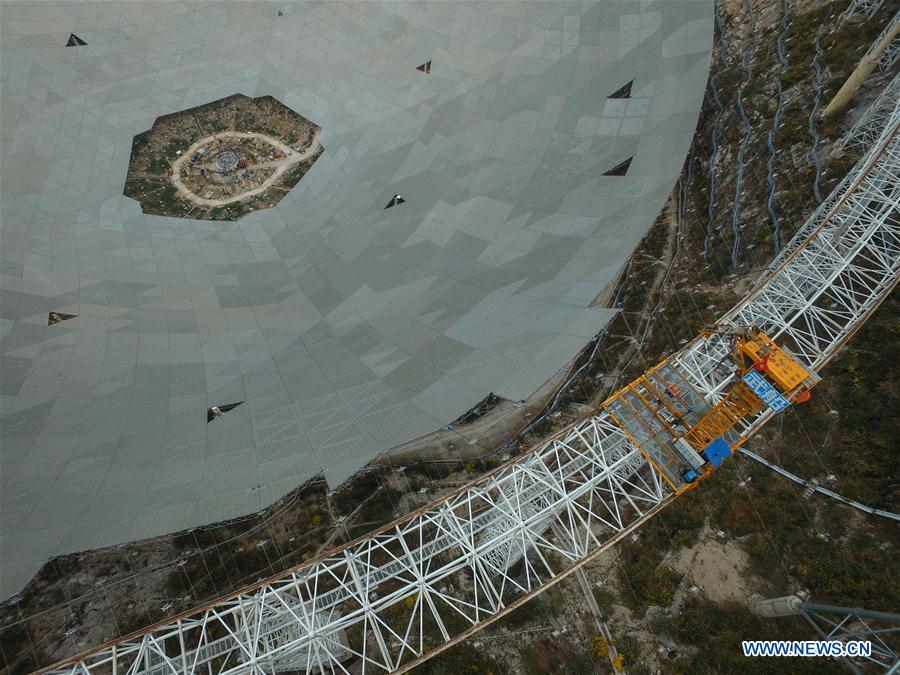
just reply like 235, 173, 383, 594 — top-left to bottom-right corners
602, 325, 820, 493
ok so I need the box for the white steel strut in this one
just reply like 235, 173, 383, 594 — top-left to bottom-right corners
843, 0, 886, 21
883, 38, 900, 72
40, 104, 900, 675
875, 10, 900, 71
832, 73, 900, 155
674, 112, 899, 413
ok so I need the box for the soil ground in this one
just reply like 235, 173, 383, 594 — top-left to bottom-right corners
124, 93, 322, 221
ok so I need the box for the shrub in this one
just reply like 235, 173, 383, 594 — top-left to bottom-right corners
589, 635, 609, 657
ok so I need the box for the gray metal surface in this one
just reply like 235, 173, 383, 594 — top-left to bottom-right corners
0, 0, 713, 598
40, 111, 900, 673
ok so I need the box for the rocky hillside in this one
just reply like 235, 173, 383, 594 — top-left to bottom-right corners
1, 0, 896, 673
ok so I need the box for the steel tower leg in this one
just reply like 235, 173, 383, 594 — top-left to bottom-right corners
754, 594, 900, 673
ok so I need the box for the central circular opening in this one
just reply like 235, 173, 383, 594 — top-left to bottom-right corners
124, 94, 323, 221
214, 150, 239, 172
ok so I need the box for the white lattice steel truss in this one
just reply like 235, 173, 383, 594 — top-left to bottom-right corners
832, 74, 900, 155
844, 0, 886, 20
41, 107, 900, 675
875, 11, 900, 71
798, 603, 900, 672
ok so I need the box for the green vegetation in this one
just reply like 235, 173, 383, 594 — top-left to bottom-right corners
130, 131, 150, 156
165, 137, 189, 158
413, 642, 501, 675
655, 596, 844, 674
283, 152, 320, 187
615, 492, 706, 612
147, 154, 171, 174
520, 638, 579, 674
505, 595, 550, 628
592, 586, 617, 616
124, 93, 321, 221
796, 303, 899, 507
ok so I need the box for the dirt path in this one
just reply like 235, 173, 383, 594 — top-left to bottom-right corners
670, 527, 753, 604
170, 130, 321, 207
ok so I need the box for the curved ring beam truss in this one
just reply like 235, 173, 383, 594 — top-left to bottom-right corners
831, 73, 900, 156
41, 111, 900, 675
878, 11, 900, 71
843, 0, 886, 20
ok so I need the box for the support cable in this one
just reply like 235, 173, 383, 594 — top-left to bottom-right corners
703, 5, 728, 263
736, 447, 900, 522
729, 0, 759, 270
33, 25, 900, 675
808, 31, 825, 204
767, 0, 789, 254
